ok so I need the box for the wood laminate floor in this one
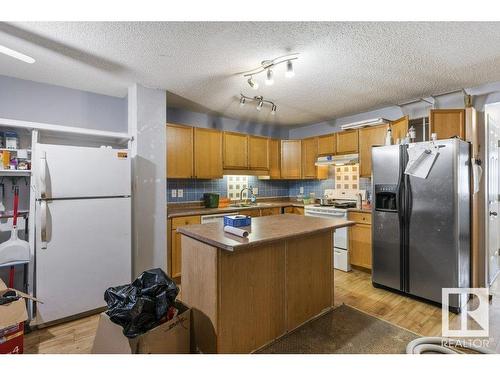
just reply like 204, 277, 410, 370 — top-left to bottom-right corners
24, 269, 500, 354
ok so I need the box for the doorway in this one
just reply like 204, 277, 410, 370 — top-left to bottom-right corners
485, 103, 500, 285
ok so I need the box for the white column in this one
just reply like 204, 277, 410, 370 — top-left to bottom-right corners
128, 84, 166, 277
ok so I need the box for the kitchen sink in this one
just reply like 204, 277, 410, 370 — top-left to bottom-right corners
229, 202, 275, 208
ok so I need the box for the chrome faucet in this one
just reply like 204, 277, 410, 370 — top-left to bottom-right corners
240, 185, 253, 204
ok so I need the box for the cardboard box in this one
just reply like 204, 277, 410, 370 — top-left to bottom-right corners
91, 301, 191, 354
0, 279, 40, 354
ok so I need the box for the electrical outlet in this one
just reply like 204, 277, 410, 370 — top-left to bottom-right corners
171, 190, 177, 198
299, 187, 304, 194
252, 187, 258, 195
178, 189, 183, 198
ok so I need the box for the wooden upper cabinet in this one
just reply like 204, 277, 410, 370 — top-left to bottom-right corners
281, 140, 302, 179
359, 125, 387, 178
194, 128, 223, 179
336, 130, 359, 154
390, 116, 409, 142
317, 133, 336, 155
223, 132, 248, 169
268, 138, 281, 179
167, 124, 193, 178
301, 137, 318, 179
248, 135, 269, 170
430, 109, 466, 140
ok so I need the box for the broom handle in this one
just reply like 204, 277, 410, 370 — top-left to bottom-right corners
13, 186, 19, 227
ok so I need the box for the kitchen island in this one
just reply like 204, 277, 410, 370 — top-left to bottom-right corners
177, 214, 354, 353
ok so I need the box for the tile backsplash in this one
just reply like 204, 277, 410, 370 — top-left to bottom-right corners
167, 165, 373, 203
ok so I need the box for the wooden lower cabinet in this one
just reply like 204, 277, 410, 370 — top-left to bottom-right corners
260, 207, 281, 216
181, 231, 333, 353
348, 212, 372, 270
169, 215, 201, 278
284, 206, 304, 215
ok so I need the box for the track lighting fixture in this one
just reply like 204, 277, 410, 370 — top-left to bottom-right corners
285, 60, 294, 78
241, 52, 299, 86
247, 76, 259, 90
239, 93, 277, 114
265, 69, 274, 86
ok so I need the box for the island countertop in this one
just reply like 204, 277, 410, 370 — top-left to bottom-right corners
177, 213, 354, 252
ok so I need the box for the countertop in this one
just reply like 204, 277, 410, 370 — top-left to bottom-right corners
347, 208, 372, 214
177, 213, 354, 252
167, 201, 305, 218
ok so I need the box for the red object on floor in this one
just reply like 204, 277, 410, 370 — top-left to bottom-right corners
0, 322, 24, 354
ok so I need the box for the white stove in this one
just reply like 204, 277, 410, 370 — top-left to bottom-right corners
304, 189, 366, 272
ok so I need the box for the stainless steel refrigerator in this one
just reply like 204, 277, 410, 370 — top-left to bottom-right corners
371, 139, 470, 313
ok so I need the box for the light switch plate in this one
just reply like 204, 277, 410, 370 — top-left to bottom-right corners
299, 187, 304, 194
171, 190, 177, 198
178, 189, 183, 198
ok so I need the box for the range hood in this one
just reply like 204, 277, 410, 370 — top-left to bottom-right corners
340, 117, 390, 130
315, 154, 359, 166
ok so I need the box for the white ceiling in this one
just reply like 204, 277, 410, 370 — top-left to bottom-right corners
2, 22, 500, 126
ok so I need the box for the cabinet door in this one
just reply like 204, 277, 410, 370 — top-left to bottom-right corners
301, 137, 318, 179
349, 223, 372, 269
244, 209, 261, 217
269, 139, 281, 179
260, 207, 281, 216
248, 136, 269, 170
359, 125, 387, 178
336, 130, 359, 154
167, 124, 193, 178
171, 230, 182, 278
170, 215, 200, 278
430, 109, 465, 140
194, 128, 223, 179
281, 140, 302, 179
390, 116, 409, 142
284, 206, 304, 215
317, 133, 336, 155
223, 132, 248, 169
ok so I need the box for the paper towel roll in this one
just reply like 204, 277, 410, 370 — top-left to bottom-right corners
224, 226, 249, 238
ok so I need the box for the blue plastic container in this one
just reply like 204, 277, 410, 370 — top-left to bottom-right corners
223, 215, 251, 228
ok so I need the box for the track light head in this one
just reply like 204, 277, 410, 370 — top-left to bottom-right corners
247, 77, 259, 90
256, 100, 264, 111
285, 60, 295, 78
265, 69, 274, 86
239, 96, 246, 107
271, 104, 277, 115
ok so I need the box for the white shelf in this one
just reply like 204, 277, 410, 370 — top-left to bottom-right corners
0, 148, 31, 153
0, 170, 31, 177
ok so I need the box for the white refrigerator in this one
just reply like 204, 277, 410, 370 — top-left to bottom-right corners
33, 143, 132, 325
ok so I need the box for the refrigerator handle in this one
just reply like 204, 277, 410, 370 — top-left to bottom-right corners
40, 152, 47, 199
40, 200, 48, 249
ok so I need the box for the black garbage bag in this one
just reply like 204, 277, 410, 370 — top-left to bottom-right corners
104, 268, 179, 338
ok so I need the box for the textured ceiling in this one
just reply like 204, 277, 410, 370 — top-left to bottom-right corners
2, 22, 500, 126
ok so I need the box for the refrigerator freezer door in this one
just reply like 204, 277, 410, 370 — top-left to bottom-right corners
35, 197, 131, 324
36, 144, 131, 199
407, 140, 470, 308
371, 145, 403, 290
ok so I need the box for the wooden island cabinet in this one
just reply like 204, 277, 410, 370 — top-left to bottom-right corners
178, 214, 353, 353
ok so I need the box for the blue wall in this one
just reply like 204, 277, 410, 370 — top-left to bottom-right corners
0, 75, 127, 132
167, 107, 289, 139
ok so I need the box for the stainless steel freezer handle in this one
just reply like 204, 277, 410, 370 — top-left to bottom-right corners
40, 200, 48, 249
